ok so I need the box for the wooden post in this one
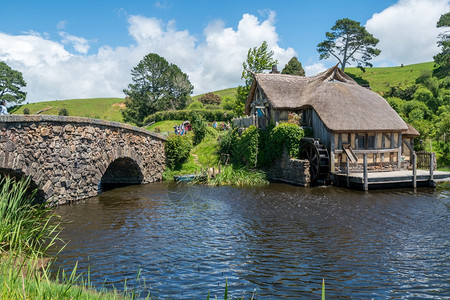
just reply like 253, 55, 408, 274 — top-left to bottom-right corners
429, 152, 434, 186
412, 151, 417, 188
218, 164, 221, 174
346, 157, 350, 188
330, 133, 335, 173
363, 153, 368, 191
397, 133, 402, 169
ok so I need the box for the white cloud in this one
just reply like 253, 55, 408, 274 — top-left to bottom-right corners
0, 32, 71, 67
0, 12, 295, 103
59, 32, 90, 54
304, 63, 327, 76
366, 0, 450, 66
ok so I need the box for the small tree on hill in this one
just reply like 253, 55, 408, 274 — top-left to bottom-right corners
317, 18, 381, 71
0, 62, 27, 104
198, 92, 221, 105
281, 57, 305, 76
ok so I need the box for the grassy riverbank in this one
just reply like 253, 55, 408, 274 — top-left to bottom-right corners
159, 122, 269, 186
0, 176, 141, 299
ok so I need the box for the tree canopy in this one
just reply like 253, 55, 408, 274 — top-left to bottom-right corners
123, 53, 193, 126
0, 62, 27, 104
433, 12, 450, 78
235, 41, 277, 115
281, 57, 305, 76
317, 18, 381, 71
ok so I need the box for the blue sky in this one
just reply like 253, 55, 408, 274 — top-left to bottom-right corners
1, 0, 448, 102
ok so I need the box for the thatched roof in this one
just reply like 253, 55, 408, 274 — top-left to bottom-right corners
245, 65, 409, 133
404, 123, 420, 137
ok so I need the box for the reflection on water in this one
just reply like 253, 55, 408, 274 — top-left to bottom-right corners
51, 182, 450, 299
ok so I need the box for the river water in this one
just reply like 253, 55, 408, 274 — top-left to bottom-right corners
51, 182, 450, 299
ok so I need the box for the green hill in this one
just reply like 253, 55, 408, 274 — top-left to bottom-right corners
11, 98, 126, 123
192, 87, 237, 101
345, 62, 434, 93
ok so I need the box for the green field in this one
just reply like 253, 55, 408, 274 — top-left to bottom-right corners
11, 98, 126, 123
146, 120, 184, 136
192, 87, 237, 101
345, 62, 434, 93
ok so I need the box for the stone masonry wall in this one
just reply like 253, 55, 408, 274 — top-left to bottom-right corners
266, 149, 310, 187
0, 115, 166, 205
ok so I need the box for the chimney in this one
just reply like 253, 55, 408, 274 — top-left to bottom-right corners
270, 65, 280, 74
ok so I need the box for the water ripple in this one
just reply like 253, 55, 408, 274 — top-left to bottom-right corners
51, 183, 450, 299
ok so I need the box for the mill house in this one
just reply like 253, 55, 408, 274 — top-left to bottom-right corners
243, 65, 437, 189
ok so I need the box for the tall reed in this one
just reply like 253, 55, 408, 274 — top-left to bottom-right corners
207, 165, 268, 187
0, 175, 60, 255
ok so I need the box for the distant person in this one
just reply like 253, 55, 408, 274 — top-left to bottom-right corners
0, 100, 8, 115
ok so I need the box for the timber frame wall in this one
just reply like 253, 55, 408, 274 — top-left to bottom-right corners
331, 132, 411, 172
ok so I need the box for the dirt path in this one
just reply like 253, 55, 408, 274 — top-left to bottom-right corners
192, 153, 199, 164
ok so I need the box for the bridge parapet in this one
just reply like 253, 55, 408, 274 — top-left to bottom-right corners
0, 115, 167, 205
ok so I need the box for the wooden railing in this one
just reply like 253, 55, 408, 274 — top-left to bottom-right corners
416, 151, 436, 170
341, 151, 436, 191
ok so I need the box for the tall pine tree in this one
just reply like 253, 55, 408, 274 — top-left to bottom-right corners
281, 57, 305, 76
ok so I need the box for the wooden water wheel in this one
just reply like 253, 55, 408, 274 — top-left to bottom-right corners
300, 138, 330, 184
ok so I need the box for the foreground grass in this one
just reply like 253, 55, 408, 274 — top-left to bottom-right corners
0, 256, 129, 300
10, 98, 126, 123
345, 62, 434, 94
0, 176, 142, 299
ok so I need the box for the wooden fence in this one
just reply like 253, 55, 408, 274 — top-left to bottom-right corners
416, 151, 436, 170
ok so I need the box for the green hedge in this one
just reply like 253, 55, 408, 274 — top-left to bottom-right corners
233, 125, 260, 167
144, 109, 236, 124
220, 123, 304, 168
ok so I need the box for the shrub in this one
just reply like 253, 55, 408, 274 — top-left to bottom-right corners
198, 92, 221, 105
205, 126, 218, 138
385, 85, 418, 100
186, 100, 204, 110
165, 134, 192, 169
233, 125, 260, 167
154, 127, 161, 133
223, 123, 305, 167
414, 87, 442, 113
268, 123, 304, 159
23, 108, 30, 115
221, 97, 236, 111
190, 114, 207, 145
219, 128, 238, 156
58, 108, 69, 116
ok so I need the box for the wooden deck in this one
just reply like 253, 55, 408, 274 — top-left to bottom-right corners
332, 170, 450, 190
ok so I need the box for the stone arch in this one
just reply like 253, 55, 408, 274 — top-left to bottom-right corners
0, 168, 46, 203
0, 115, 166, 204
99, 157, 145, 192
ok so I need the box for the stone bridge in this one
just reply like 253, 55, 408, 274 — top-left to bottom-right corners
0, 115, 166, 205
